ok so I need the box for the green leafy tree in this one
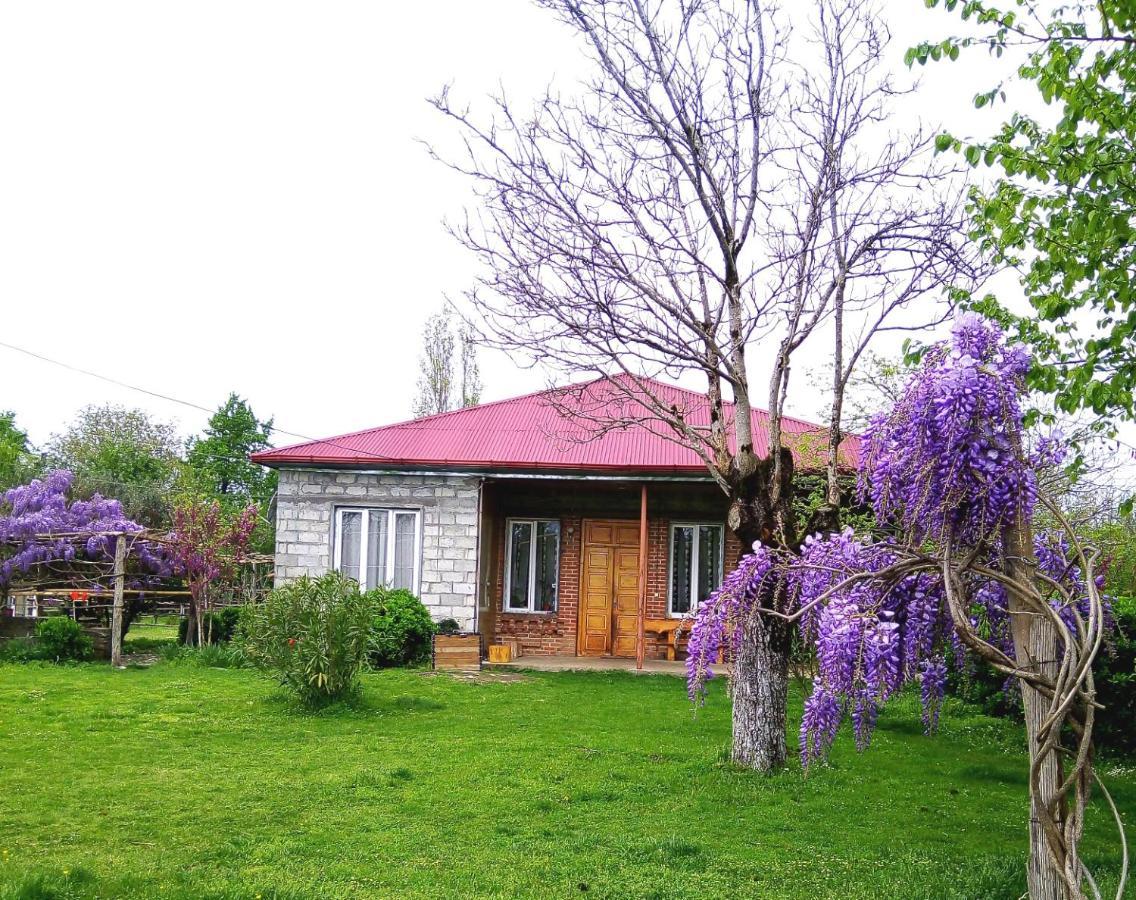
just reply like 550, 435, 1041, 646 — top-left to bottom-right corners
912, 2, 1136, 435
0, 412, 41, 492
47, 406, 183, 527
186, 393, 276, 509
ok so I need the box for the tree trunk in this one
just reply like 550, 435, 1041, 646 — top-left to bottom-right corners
724, 452, 800, 772
185, 597, 200, 647
731, 606, 789, 770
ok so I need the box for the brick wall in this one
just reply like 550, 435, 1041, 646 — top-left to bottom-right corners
274, 468, 480, 629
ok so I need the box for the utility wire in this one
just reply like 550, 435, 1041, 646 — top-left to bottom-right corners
0, 338, 396, 463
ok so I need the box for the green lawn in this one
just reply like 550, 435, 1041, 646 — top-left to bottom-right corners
0, 662, 1131, 899
123, 623, 180, 645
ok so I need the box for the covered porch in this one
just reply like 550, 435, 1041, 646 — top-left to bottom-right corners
474, 476, 741, 668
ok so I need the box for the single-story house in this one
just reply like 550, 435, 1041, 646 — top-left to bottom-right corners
251, 374, 859, 661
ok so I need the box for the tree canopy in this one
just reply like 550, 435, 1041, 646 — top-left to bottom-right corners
186, 392, 276, 510
0, 412, 40, 493
46, 406, 183, 528
913, 1, 1136, 432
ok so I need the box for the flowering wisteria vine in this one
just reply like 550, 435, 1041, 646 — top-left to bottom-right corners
790, 529, 962, 765
693, 316, 1110, 779
689, 313, 1119, 894
0, 470, 159, 586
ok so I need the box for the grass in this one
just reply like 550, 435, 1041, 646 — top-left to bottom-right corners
0, 662, 1131, 900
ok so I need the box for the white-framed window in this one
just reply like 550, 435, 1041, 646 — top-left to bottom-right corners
668, 523, 724, 616
334, 507, 421, 593
503, 518, 560, 613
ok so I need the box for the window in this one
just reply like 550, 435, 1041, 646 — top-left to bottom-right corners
669, 523, 724, 616
334, 507, 421, 592
504, 519, 560, 612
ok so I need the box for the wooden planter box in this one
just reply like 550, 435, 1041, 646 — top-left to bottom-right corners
432, 633, 481, 673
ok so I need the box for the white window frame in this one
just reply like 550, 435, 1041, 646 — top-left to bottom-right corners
333, 506, 422, 594
667, 522, 725, 617
503, 518, 560, 614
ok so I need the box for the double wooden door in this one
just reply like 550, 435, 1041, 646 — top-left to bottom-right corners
577, 520, 641, 657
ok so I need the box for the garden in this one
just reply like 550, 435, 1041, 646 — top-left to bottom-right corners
0, 660, 1130, 900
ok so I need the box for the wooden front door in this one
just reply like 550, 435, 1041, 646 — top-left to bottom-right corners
577, 520, 641, 657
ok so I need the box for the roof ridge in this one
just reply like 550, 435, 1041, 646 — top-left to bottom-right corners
254, 370, 848, 463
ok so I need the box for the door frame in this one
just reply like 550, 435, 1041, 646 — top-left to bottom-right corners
576, 518, 641, 656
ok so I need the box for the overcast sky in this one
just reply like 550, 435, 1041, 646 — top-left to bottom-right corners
0, 0, 1027, 450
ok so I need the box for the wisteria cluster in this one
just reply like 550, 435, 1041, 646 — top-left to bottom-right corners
0, 470, 152, 586
791, 529, 960, 766
685, 543, 778, 704
861, 313, 1035, 545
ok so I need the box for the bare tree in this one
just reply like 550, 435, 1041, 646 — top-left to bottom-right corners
431, 0, 977, 770
459, 322, 483, 408
413, 312, 455, 418
413, 311, 483, 416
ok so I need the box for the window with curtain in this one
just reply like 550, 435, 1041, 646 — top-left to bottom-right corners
669, 523, 723, 616
335, 507, 421, 592
504, 519, 560, 612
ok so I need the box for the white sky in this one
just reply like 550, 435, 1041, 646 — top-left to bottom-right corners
0, 0, 1036, 450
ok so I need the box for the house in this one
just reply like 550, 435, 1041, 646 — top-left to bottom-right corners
251, 374, 860, 661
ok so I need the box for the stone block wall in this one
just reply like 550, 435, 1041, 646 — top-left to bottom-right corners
274, 468, 481, 630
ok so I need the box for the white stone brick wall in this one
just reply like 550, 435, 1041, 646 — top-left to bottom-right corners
274, 468, 480, 630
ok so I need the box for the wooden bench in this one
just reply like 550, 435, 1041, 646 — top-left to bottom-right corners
643, 618, 688, 661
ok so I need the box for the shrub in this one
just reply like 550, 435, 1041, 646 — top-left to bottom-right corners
242, 573, 376, 707
436, 618, 461, 635
0, 637, 40, 663
177, 606, 244, 645
1095, 596, 1136, 756
367, 587, 436, 667
34, 616, 94, 662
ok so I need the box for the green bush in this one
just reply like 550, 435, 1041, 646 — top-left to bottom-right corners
367, 587, 436, 667
177, 606, 244, 645
436, 618, 460, 636
1095, 597, 1136, 756
242, 573, 377, 708
0, 637, 40, 662
34, 616, 94, 662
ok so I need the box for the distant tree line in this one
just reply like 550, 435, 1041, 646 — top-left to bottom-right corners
0, 393, 277, 552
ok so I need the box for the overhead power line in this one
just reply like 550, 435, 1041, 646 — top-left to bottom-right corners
0, 338, 395, 463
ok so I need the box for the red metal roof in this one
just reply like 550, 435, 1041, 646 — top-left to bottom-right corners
252, 374, 861, 475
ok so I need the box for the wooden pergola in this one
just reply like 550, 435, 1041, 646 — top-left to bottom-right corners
2, 530, 272, 666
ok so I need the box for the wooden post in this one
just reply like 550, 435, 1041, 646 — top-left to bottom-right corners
636, 484, 648, 670
110, 534, 126, 668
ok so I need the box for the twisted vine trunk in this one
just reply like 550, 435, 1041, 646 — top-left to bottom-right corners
1004, 518, 1075, 900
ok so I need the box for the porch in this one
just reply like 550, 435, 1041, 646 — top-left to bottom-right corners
474, 477, 740, 668
489, 653, 721, 676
